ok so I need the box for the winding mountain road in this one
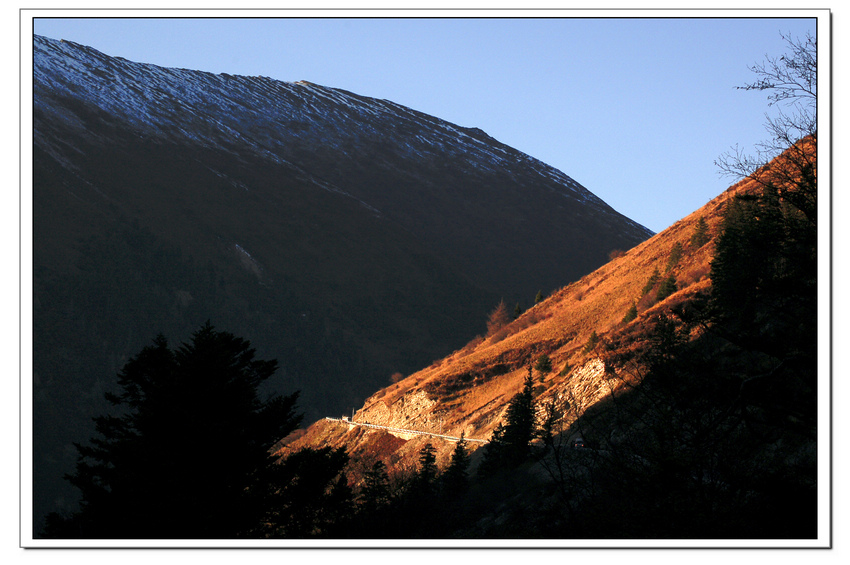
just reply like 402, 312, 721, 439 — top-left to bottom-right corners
324, 417, 489, 444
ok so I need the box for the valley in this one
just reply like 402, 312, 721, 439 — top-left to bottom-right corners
30, 31, 819, 541
31, 34, 651, 532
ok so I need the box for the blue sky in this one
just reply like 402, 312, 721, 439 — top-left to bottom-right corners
31, 14, 819, 233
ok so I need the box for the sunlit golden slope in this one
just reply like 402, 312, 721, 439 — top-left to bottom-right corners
283, 169, 769, 477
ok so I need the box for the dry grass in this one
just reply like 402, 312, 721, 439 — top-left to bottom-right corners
289, 167, 778, 475
363, 185, 737, 444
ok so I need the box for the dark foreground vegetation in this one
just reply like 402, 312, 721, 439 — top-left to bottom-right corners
40, 143, 818, 539
39, 32, 818, 541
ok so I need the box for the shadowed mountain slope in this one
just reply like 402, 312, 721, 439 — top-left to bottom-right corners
32, 35, 651, 531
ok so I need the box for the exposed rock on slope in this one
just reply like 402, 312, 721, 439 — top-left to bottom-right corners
287, 178, 739, 477
32, 34, 652, 530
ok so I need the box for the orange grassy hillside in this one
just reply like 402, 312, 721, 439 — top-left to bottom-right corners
283, 167, 770, 481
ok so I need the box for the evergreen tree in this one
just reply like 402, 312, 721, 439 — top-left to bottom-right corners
478, 422, 507, 477
622, 302, 638, 324
502, 371, 537, 464
479, 369, 537, 474
665, 242, 683, 272
348, 459, 397, 537
359, 460, 391, 513
711, 30, 817, 358
641, 268, 661, 296
534, 354, 552, 375
442, 435, 470, 495
253, 446, 353, 538
656, 274, 678, 302
710, 198, 758, 327
535, 290, 545, 304
582, 331, 600, 354
710, 182, 815, 359
321, 472, 356, 537
414, 442, 439, 496
42, 323, 347, 539
690, 216, 710, 248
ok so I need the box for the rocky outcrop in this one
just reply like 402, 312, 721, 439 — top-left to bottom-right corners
356, 390, 438, 432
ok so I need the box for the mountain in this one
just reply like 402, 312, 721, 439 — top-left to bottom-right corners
31, 35, 652, 531
288, 168, 730, 469
285, 139, 818, 538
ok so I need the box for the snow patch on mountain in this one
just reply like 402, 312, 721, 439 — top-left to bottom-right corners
33, 34, 652, 241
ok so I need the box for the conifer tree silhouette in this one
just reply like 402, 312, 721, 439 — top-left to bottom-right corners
479, 368, 537, 475
442, 434, 470, 495
43, 323, 349, 539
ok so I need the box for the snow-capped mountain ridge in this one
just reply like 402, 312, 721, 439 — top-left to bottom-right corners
34, 34, 647, 235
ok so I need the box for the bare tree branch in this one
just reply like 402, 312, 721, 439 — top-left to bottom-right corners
716, 31, 817, 185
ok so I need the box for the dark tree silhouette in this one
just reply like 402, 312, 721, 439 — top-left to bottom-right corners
711, 31, 816, 365
665, 242, 683, 272
655, 274, 678, 302
641, 268, 661, 297
582, 331, 600, 355
441, 434, 471, 495
539, 38, 820, 534
479, 369, 537, 474
690, 216, 710, 248
710, 197, 766, 334
358, 460, 391, 513
534, 354, 553, 375
554, 311, 818, 538
710, 180, 815, 364
42, 323, 348, 539
621, 302, 638, 324
414, 442, 439, 496
250, 446, 353, 538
